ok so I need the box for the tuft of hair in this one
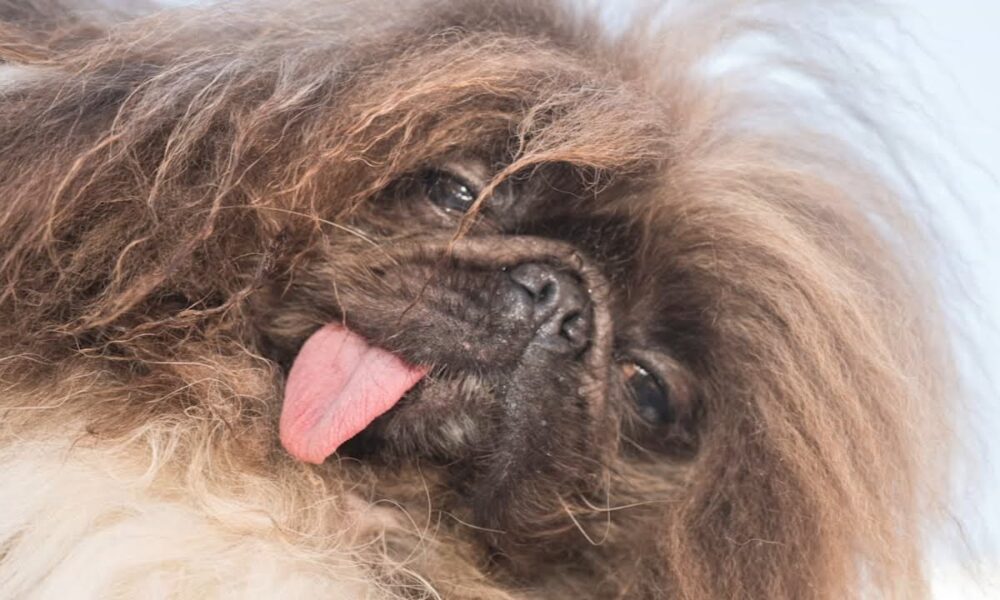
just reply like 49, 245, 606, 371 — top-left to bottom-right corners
0, 1, 954, 599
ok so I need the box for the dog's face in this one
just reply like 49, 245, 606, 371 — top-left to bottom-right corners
259, 153, 698, 538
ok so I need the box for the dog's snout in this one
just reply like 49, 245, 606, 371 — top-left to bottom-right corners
509, 263, 591, 353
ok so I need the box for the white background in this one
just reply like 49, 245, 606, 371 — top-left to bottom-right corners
895, 2, 1000, 597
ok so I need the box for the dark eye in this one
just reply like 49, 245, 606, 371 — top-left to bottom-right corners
424, 170, 478, 213
622, 361, 675, 425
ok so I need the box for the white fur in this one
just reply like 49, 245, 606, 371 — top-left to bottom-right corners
0, 438, 384, 599
0, 65, 49, 91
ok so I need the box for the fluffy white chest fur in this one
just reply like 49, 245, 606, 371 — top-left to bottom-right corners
0, 435, 385, 599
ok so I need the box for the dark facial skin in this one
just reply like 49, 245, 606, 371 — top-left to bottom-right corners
257, 160, 698, 542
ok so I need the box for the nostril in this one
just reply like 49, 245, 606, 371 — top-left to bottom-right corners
560, 311, 589, 349
536, 281, 554, 304
508, 262, 593, 353
510, 263, 557, 305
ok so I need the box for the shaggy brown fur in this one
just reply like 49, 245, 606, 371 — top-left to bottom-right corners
0, 0, 953, 598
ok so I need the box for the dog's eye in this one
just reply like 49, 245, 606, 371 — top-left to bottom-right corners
424, 170, 478, 213
622, 361, 675, 425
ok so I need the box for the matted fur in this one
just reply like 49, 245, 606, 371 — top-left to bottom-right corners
0, 0, 953, 598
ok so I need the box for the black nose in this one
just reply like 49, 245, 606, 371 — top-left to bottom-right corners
508, 263, 592, 353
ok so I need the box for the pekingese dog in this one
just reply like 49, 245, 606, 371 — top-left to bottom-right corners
0, 0, 952, 598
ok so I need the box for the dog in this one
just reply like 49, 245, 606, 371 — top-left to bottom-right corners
0, 0, 953, 598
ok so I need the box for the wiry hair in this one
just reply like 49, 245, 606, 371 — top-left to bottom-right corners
0, 0, 953, 598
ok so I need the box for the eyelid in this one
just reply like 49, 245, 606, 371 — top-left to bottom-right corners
437, 160, 489, 192
626, 361, 671, 409
629, 349, 695, 414
622, 359, 662, 389
619, 350, 663, 380
619, 349, 694, 406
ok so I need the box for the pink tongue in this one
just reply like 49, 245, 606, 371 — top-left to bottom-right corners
280, 322, 428, 464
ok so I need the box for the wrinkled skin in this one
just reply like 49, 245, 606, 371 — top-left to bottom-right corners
256, 165, 697, 547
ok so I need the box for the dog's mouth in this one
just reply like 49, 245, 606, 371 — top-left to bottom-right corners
278, 322, 429, 464
269, 236, 617, 467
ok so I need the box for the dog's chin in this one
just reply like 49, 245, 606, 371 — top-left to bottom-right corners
338, 373, 493, 463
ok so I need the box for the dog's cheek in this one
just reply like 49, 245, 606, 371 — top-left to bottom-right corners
467, 356, 608, 541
